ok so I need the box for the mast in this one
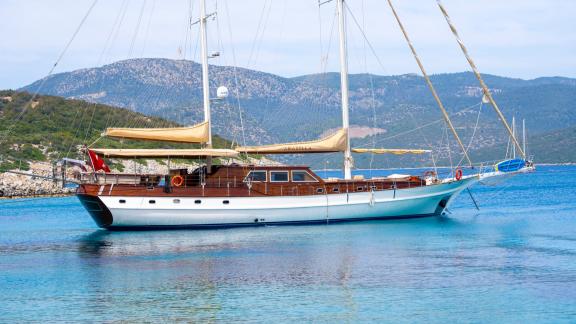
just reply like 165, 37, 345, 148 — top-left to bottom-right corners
512, 116, 516, 158
200, 0, 212, 147
436, 0, 525, 160
386, 0, 472, 167
522, 119, 526, 157
336, 0, 352, 180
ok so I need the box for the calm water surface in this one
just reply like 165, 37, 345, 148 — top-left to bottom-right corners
1, 166, 575, 322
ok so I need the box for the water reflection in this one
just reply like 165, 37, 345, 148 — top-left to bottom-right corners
77, 217, 462, 259
75, 225, 377, 321
75, 217, 470, 287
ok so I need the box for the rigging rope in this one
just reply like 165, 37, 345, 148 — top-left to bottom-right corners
351, 100, 483, 158
139, 0, 156, 57
82, 0, 130, 149
222, 0, 247, 150
128, 0, 147, 58
69, 0, 160, 160
436, 0, 525, 159
215, 1, 238, 148
358, 0, 379, 174
0, 0, 99, 151
455, 101, 484, 168
343, 3, 387, 74
247, 0, 272, 68
385, 0, 472, 167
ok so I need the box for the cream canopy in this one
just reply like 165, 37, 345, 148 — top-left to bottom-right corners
235, 128, 347, 154
90, 148, 238, 158
104, 121, 209, 144
352, 148, 431, 155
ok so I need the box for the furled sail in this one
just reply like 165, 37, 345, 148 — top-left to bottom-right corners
235, 128, 347, 154
352, 148, 431, 155
89, 148, 238, 158
104, 121, 209, 143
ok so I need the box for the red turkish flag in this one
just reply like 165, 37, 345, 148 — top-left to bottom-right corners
87, 149, 111, 173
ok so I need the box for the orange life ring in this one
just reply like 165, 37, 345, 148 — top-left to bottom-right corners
171, 175, 184, 187
455, 168, 463, 181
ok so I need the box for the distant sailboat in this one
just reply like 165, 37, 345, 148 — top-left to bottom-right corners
76, 0, 534, 229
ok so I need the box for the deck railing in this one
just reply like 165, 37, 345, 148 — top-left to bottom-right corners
79, 172, 423, 197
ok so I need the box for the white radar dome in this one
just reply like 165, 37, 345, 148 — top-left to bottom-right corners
216, 86, 229, 99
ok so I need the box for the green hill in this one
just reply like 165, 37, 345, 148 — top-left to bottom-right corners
0, 90, 232, 171
525, 126, 576, 164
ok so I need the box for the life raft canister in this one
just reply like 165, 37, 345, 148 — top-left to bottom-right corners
455, 168, 463, 181
171, 175, 184, 187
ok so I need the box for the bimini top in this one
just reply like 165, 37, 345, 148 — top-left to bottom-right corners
104, 121, 209, 144
352, 148, 431, 155
90, 148, 238, 158
235, 128, 347, 154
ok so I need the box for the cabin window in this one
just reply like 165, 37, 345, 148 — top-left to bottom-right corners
119, 199, 126, 204
270, 171, 289, 182
357, 187, 364, 192
332, 187, 339, 193
223, 200, 230, 205
316, 188, 324, 194
149, 200, 156, 204
292, 170, 317, 182
195, 200, 201, 204
244, 170, 267, 182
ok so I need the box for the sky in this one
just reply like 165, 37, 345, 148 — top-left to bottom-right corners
0, 0, 574, 89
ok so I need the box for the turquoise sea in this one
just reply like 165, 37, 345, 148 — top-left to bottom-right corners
1, 166, 575, 322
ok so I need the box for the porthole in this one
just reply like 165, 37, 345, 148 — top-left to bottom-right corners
119, 199, 126, 204
223, 200, 230, 205
194, 200, 201, 204
149, 200, 156, 204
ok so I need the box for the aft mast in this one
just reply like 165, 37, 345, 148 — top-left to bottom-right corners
200, 0, 212, 148
336, 0, 352, 180
522, 119, 527, 156
512, 116, 516, 158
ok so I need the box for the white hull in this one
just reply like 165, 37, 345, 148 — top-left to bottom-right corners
86, 176, 478, 229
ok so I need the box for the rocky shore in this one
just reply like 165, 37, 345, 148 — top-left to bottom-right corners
0, 162, 75, 199
0, 174, 75, 199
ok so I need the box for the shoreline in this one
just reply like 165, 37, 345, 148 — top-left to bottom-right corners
0, 192, 75, 200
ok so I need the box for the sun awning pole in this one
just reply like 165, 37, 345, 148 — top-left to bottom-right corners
436, 0, 525, 159
386, 0, 472, 167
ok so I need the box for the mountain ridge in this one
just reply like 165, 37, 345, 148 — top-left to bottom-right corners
19, 58, 576, 166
